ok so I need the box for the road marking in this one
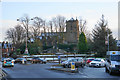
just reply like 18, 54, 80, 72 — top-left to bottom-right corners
1, 70, 7, 78
83, 75, 88, 78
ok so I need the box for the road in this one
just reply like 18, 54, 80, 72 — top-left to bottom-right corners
2, 63, 120, 79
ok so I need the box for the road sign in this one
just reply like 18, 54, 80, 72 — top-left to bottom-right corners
71, 62, 75, 70
58, 56, 60, 59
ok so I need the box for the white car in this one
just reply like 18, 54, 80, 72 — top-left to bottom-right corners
89, 59, 105, 67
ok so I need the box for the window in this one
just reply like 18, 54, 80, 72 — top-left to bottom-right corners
110, 55, 120, 61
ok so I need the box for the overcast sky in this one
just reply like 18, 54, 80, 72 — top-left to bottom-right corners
0, 0, 119, 42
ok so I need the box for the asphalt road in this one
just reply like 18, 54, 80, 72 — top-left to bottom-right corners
2, 63, 120, 79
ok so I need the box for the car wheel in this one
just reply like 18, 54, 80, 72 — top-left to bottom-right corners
68, 64, 71, 68
65, 64, 68, 68
2, 66, 5, 68
105, 67, 109, 73
89, 65, 91, 67
63, 65, 65, 68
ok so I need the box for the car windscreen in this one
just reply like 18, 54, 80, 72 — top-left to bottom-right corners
71, 59, 78, 62
89, 59, 94, 61
6, 60, 12, 62
110, 55, 120, 61
93, 59, 101, 62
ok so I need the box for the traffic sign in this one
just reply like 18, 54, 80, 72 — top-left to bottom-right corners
58, 56, 60, 59
71, 62, 75, 70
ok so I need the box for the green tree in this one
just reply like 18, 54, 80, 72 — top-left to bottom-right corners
78, 32, 88, 53
28, 39, 42, 55
92, 15, 117, 57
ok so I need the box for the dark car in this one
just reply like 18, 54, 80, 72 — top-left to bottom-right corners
15, 58, 27, 64
61, 58, 85, 68
31, 57, 46, 64
87, 58, 95, 64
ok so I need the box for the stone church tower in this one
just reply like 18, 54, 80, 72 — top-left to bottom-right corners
65, 18, 79, 44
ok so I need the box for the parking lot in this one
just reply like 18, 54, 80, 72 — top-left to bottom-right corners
2, 62, 120, 79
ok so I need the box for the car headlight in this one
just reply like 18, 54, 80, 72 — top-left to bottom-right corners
110, 64, 115, 67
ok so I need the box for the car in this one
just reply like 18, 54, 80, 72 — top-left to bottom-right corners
105, 51, 120, 75
89, 59, 105, 67
15, 58, 27, 64
86, 58, 95, 64
9, 58, 15, 62
2, 58, 14, 67
31, 57, 46, 64
2, 58, 15, 62
61, 58, 85, 68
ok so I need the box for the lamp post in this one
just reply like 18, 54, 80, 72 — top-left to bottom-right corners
106, 25, 109, 52
17, 18, 32, 55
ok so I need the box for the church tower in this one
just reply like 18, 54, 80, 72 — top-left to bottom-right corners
65, 18, 79, 44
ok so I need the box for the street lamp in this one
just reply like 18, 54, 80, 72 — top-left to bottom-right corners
107, 29, 109, 52
17, 18, 33, 55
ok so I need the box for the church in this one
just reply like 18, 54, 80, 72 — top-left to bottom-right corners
39, 18, 79, 46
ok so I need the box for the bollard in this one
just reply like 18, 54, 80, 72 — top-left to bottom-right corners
22, 59, 24, 64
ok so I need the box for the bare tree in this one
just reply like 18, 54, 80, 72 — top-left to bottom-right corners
79, 19, 87, 33
49, 20, 53, 33
6, 25, 25, 48
6, 28, 16, 45
32, 17, 44, 39
14, 25, 25, 44
52, 15, 66, 32
52, 17, 58, 32
51, 15, 66, 44
17, 14, 31, 40
56, 15, 66, 32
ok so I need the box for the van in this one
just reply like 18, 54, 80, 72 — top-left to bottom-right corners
105, 51, 120, 75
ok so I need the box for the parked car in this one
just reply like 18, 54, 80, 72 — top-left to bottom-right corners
9, 58, 15, 62
31, 57, 46, 64
89, 59, 105, 67
61, 58, 85, 68
87, 58, 95, 64
2, 58, 15, 62
2, 58, 14, 67
15, 58, 27, 64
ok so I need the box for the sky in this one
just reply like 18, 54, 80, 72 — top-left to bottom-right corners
0, 0, 119, 42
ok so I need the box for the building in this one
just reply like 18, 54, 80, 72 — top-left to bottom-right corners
39, 18, 79, 46
65, 18, 79, 44
0, 41, 13, 57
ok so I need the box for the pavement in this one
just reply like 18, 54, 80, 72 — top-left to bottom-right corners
2, 63, 120, 79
